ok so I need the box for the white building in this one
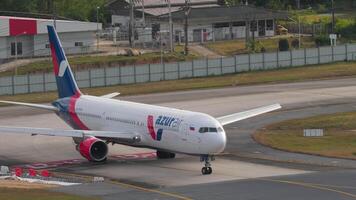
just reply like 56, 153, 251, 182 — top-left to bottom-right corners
106, 1, 288, 45
0, 16, 102, 63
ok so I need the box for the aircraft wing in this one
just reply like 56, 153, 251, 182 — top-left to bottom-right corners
100, 92, 120, 99
0, 126, 140, 142
217, 104, 282, 126
0, 100, 58, 111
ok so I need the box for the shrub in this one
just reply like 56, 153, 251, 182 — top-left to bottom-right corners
278, 39, 289, 51
291, 39, 300, 49
314, 35, 329, 47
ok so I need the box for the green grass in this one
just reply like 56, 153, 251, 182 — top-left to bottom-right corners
254, 112, 356, 159
0, 188, 99, 200
1, 61, 356, 104
204, 36, 316, 56
3, 50, 199, 76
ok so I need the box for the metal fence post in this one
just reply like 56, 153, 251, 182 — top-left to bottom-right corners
192, 60, 194, 77
177, 62, 180, 79
88, 69, 92, 87
262, 52, 265, 70
345, 44, 348, 61
290, 50, 293, 67
220, 57, 223, 75
276, 51, 279, 68
318, 47, 321, 64
42, 72, 46, 92
248, 53, 251, 71
331, 45, 334, 62
148, 64, 151, 82
11, 76, 14, 95
206, 57, 209, 76
234, 55, 237, 73
118, 66, 122, 84
162, 62, 165, 81
304, 48, 307, 65
27, 74, 30, 93
133, 64, 137, 83
104, 67, 107, 86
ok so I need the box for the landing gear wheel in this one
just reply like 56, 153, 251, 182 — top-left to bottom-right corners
201, 167, 212, 175
207, 167, 212, 174
200, 155, 214, 175
156, 151, 175, 159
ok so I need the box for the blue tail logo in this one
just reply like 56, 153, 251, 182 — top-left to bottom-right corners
47, 25, 81, 98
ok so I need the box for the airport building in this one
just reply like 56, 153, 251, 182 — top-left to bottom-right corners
0, 16, 102, 63
106, 0, 288, 44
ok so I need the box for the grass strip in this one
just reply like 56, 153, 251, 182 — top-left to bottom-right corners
254, 111, 356, 160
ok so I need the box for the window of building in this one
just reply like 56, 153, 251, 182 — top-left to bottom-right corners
17, 43, 22, 55
266, 20, 274, 31
213, 23, 229, 28
10, 42, 22, 56
45, 44, 50, 49
75, 42, 84, 47
11, 42, 15, 56
250, 21, 257, 32
232, 21, 246, 27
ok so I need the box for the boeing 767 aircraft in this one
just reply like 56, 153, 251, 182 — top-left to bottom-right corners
0, 26, 281, 175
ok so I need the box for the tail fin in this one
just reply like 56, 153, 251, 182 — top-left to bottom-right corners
47, 25, 81, 98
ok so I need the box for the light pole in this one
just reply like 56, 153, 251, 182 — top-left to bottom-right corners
168, 0, 173, 52
331, 0, 335, 34
14, 31, 27, 75
96, 6, 100, 52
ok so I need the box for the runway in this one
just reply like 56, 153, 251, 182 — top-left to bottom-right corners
2, 77, 356, 199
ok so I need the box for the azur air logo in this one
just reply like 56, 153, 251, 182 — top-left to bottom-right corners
147, 115, 163, 141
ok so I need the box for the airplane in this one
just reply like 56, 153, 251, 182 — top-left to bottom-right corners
0, 26, 281, 175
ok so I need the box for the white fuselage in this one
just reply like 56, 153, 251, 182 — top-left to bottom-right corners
72, 95, 227, 155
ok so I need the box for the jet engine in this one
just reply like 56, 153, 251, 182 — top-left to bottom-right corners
77, 137, 108, 162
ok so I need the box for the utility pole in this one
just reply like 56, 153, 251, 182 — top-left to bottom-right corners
129, 0, 134, 47
331, 0, 335, 34
168, 0, 173, 52
96, 6, 100, 52
184, 0, 190, 55
52, 0, 56, 28
296, 0, 300, 9
142, 0, 145, 26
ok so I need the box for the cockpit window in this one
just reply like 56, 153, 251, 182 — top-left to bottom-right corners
199, 127, 209, 133
199, 127, 218, 133
209, 127, 217, 132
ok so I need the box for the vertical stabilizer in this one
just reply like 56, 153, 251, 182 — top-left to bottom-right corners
47, 25, 81, 98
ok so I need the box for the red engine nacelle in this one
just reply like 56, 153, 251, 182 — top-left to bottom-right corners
78, 137, 108, 162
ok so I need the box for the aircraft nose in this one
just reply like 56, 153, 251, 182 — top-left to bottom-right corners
215, 131, 227, 153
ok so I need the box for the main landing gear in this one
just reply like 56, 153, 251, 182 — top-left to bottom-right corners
156, 150, 176, 159
200, 155, 214, 175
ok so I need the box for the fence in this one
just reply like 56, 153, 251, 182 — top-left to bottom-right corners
1, 44, 356, 96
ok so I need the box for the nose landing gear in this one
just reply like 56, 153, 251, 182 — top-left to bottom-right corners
200, 155, 214, 175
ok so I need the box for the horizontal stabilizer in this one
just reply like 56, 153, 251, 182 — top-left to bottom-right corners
0, 100, 58, 111
0, 126, 140, 142
217, 104, 282, 126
